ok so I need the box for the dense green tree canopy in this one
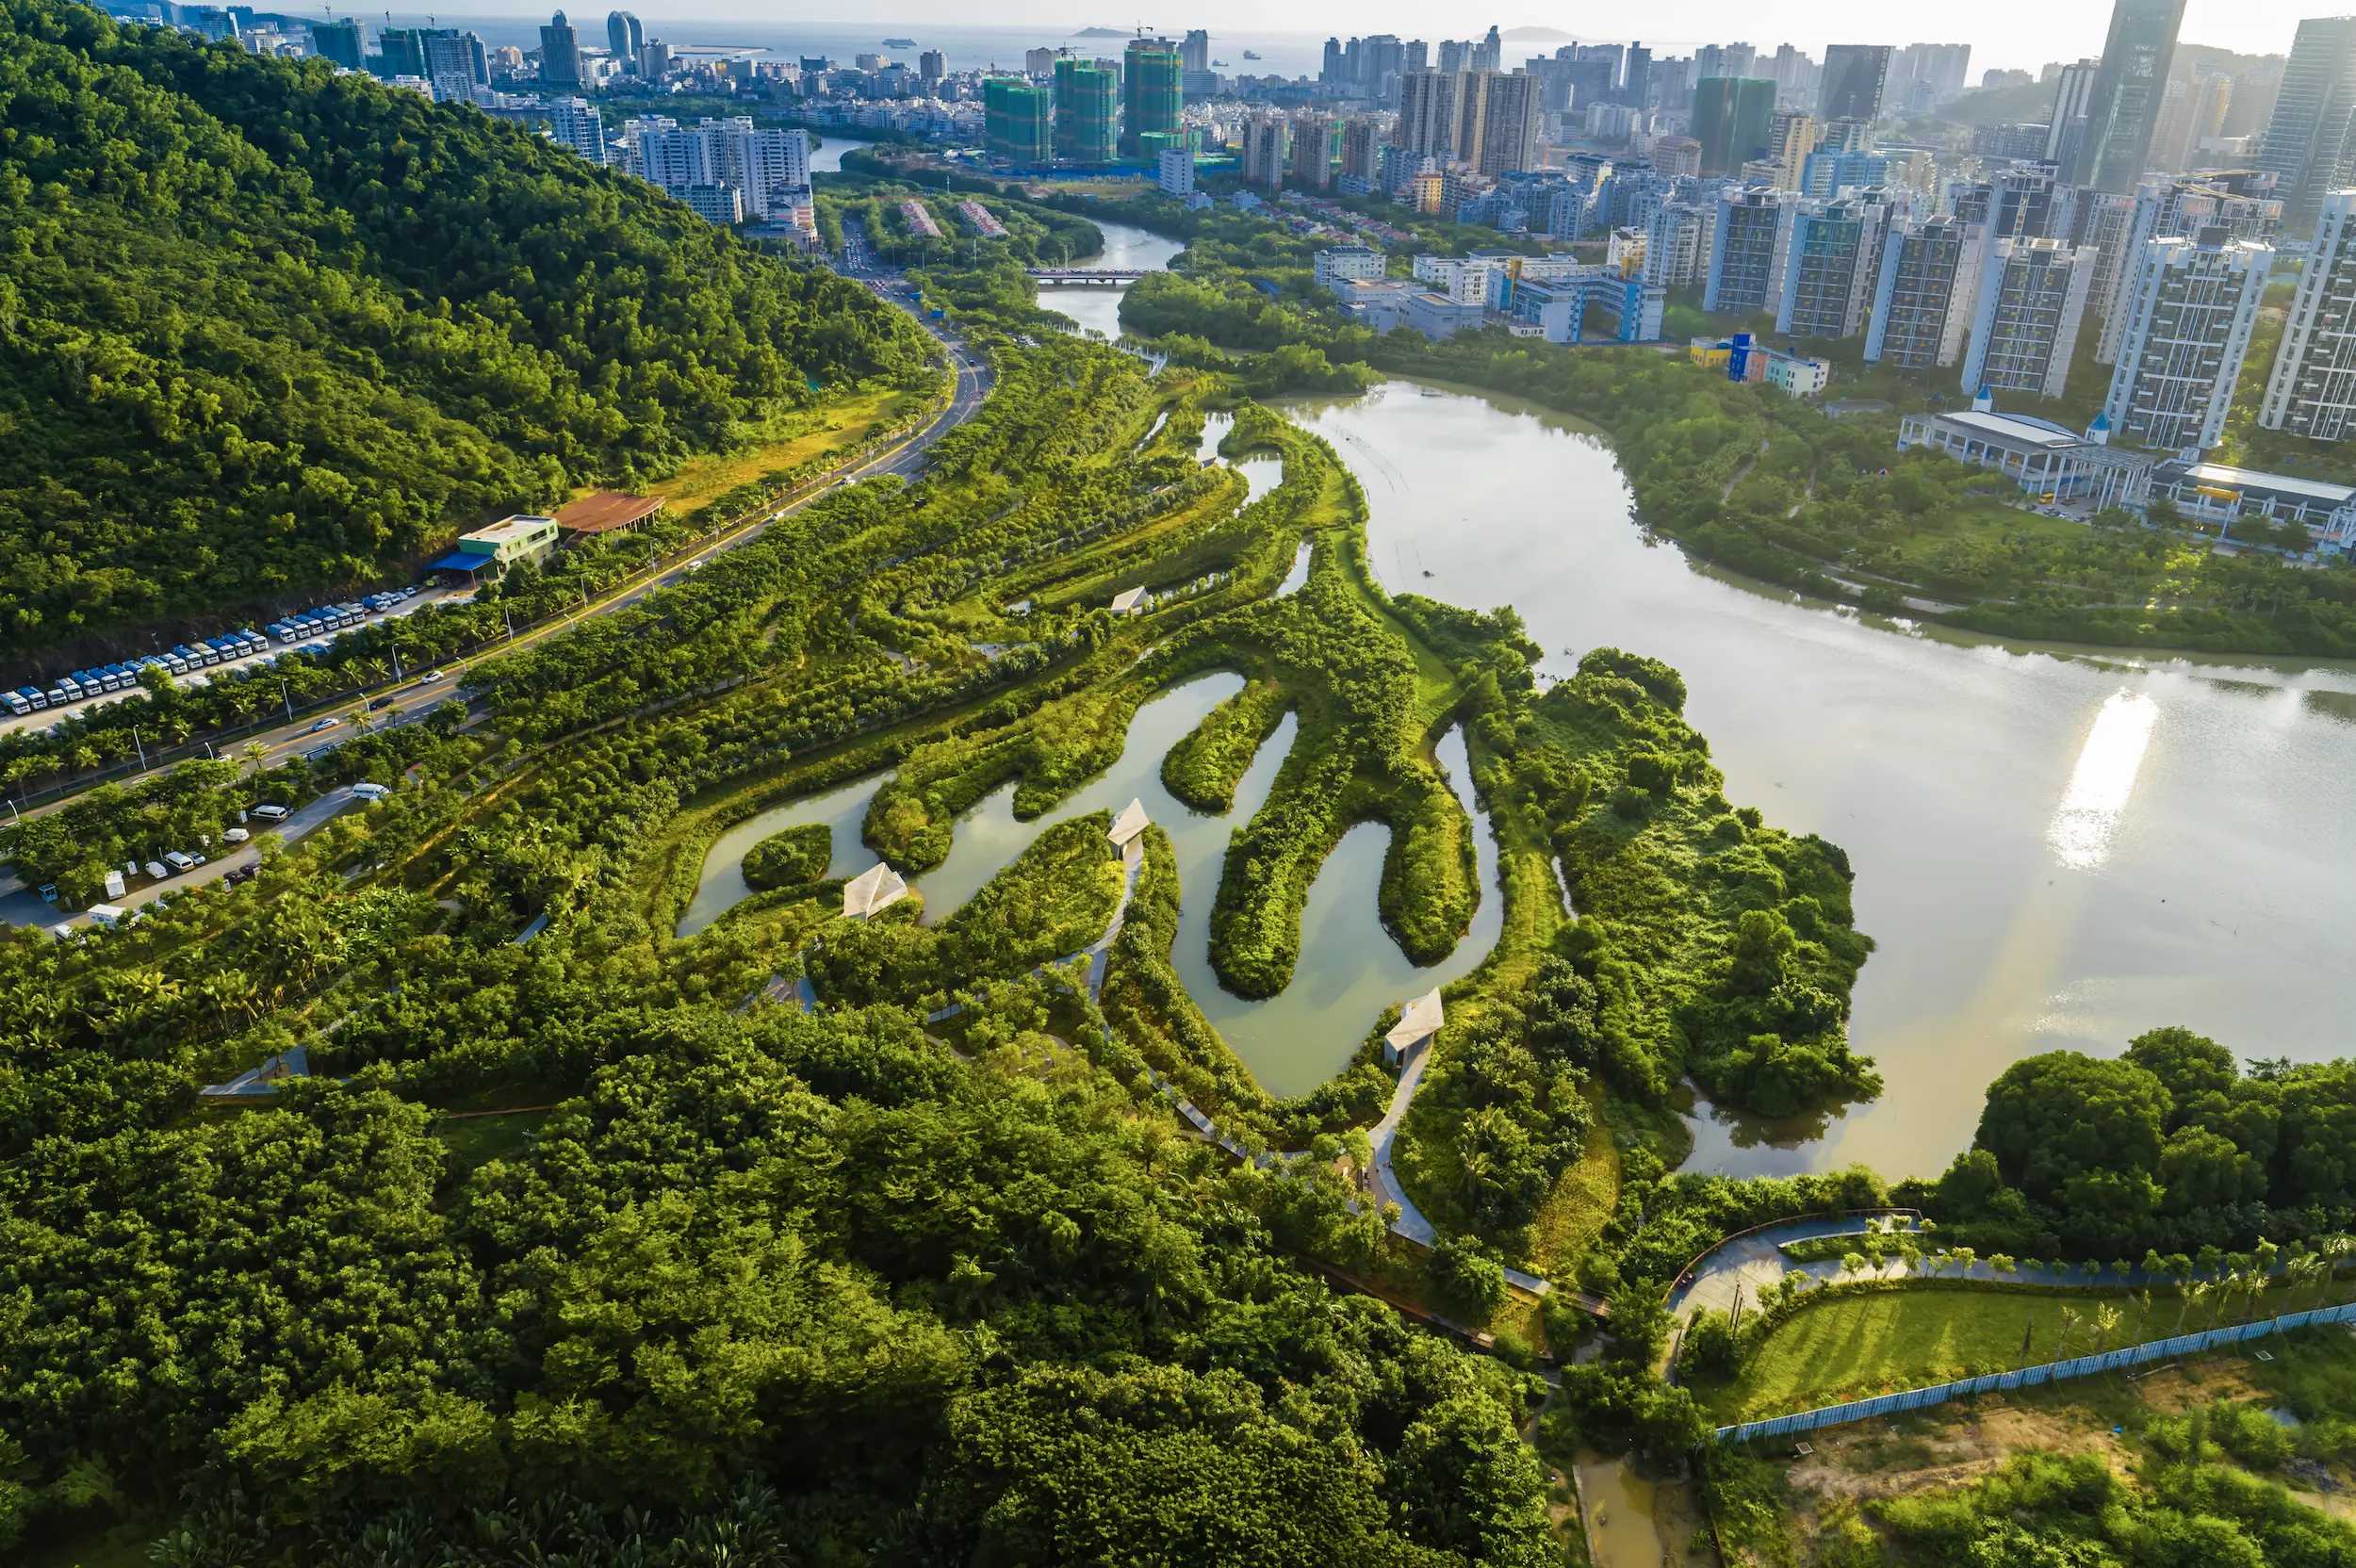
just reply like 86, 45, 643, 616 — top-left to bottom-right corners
0, 0, 924, 653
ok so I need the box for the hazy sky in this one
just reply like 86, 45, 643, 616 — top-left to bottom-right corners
480, 0, 2313, 72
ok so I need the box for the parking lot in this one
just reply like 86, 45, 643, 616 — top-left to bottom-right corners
0, 580, 466, 738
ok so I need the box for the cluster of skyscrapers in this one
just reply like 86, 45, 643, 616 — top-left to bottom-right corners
1654, 0, 2356, 461
982, 37, 1186, 167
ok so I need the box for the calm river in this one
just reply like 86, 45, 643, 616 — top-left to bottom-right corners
1286, 379, 2356, 1178
1049, 220, 1182, 341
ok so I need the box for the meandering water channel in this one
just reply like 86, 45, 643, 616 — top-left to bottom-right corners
680, 674, 1501, 1097
1047, 220, 1181, 342
1285, 379, 2356, 1179
679, 411, 1494, 1096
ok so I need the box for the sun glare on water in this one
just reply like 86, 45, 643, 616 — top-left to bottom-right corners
2046, 690, 2160, 871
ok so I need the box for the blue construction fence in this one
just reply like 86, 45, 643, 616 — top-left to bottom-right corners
1714, 1299, 2356, 1445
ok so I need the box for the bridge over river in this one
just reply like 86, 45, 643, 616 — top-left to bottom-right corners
1025, 268, 1154, 285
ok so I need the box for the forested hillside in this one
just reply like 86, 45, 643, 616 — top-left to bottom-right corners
0, 0, 924, 654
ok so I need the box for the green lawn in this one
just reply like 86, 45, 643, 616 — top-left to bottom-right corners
1695, 1282, 2329, 1423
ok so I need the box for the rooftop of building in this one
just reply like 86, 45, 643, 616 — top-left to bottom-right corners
1932, 409, 2091, 449
460, 514, 560, 547
2160, 461, 2356, 506
555, 491, 667, 534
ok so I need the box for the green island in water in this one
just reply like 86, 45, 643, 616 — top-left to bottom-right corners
5, 8, 2356, 1566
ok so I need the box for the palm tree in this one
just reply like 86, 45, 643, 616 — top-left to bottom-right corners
2209, 1274, 2233, 1331
2133, 1289, 2152, 1344
2054, 1305, 2080, 1361
2178, 1280, 2208, 1336
2093, 1304, 2121, 1358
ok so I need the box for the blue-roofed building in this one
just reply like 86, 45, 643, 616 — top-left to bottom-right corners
431, 514, 560, 581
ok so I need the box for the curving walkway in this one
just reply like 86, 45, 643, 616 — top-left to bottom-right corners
1367, 1042, 1438, 1243
1668, 1212, 1920, 1321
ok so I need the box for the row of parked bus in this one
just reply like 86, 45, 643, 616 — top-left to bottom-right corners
263, 587, 415, 646
5, 629, 273, 717
3, 587, 425, 719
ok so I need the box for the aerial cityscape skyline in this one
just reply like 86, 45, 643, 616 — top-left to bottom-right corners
333, 8, 2300, 77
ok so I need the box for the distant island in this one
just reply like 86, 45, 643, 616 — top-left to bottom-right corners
1073, 25, 1128, 36
1501, 24, 1579, 39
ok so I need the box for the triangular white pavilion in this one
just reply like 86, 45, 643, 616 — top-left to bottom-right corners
1110, 586, 1146, 614
1383, 988, 1444, 1065
1107, 798, 1150, 846
843, 862, 908, 920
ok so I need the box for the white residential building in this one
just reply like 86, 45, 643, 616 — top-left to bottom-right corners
1157, 146, 1195, 197
1959, 238, 2098, 402
538, 96, 608, 162
1313, 246, 1386, 290
2261, 189, 2356, 442
2103, 231, 2273, 453
628, 117, 810, 225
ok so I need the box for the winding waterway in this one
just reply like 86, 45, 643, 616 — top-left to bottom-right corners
679, 397, 1497, 1092
680, 671, 1502, 1097
1284, 379, 2356, 1179
1048, 220, 1182, 342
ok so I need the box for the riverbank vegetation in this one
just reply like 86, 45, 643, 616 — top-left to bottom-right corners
0, 0, 929, 658
1384, 638, 1878, 1276
1923, 1024, 2356, 1262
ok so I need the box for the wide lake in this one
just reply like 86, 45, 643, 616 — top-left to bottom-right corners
1285, 379, 2356, 1178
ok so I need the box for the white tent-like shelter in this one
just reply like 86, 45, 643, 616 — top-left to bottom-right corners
1107, 798, 1150, 847
843, 862, 908, 920
1383, 988, 1444, 1065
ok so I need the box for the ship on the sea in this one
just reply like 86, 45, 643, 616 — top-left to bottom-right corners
881, 36, 915, 46
1240, 48, 1260, 58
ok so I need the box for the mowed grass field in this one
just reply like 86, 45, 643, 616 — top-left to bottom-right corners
1695, 1282, 2327, 1423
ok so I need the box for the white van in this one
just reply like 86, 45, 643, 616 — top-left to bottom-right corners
351, 781, 389, 801
87, 904, 127, 928
252, 803, 291, 821
163, 850, 203, 873
223, 827, 250, 843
